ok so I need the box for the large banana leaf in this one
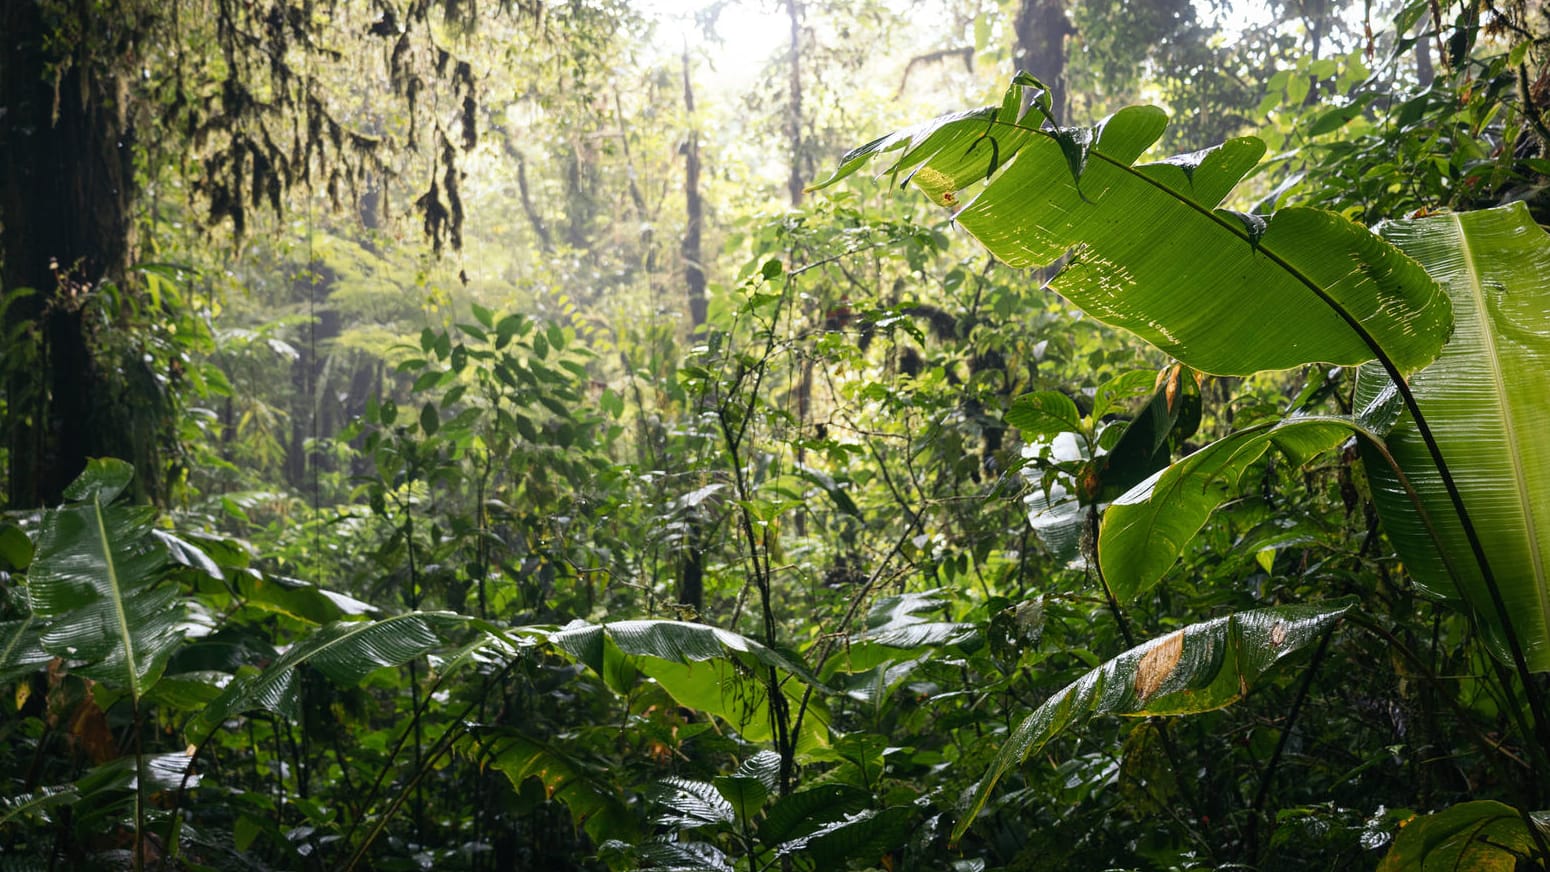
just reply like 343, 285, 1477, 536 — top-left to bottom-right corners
25, 459, 181, 703
187, 611, 467, 741
952, 600, 1353, 842
815, 81, 1451, 377
1356, 204, 1550, 671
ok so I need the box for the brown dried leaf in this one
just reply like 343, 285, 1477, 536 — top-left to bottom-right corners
1134, 630, 1184, 703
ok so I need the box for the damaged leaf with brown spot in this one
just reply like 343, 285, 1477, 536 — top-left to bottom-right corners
951, 599, 1353, 844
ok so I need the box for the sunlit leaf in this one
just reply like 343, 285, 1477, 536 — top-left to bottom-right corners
1100, 416, 1361, 600
820, 82, 1451, 377
1356, 204, 1550, 670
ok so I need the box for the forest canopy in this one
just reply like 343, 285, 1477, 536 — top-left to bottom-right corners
4, 0, 1550, 869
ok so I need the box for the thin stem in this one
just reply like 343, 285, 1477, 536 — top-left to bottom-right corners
1087, 505, 1206, 844
1248, 626, 1334, 860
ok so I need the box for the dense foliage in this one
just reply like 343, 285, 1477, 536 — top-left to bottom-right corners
4, 0, 1550, 870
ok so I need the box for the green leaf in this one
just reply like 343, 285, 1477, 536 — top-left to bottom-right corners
620, 838, 733, 871
188, 612, 463, 740
552, 619, 824, 688
644, 657, 830, 753
1139, 138, 1267, 207
650, 776, 734, 829
27, 473, 178, 702
0, 785, 79, 829
713, 775, 768, 826
952, 600, 1353, 843
759, 784, 872, 845
1305, 93, 1378, 137
0, 615, 49, 684
1100, 416, 1360, 601
777, 805, 917, 865
1092, 365, 1199, 503
1357, 204, 1550, 671
811, 105, 1038, 208
61, 457, 135, 504
152, 530, 223, 580
0, 522, 34, 571
1092, 369, 1160, 421
462, 730, 638, 843
824, 86, 1452, 377
1378, 801, 1539, 871
855, 589, 972, 649
551, 619, 830, 751
470, 302, 494, 329
236, 573, 377, 624
1006, 391, 1083, 440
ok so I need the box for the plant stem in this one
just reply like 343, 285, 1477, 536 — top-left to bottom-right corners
1247, 625, 1333, 860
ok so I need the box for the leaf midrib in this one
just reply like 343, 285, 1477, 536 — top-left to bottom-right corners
983, 118, 1417, 378
91, 498, 142, 702
1452, 212, 1549, 625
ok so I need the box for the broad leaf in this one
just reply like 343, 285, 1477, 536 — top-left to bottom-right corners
649, 776, 734, 829
0, 785, 79, 829
614, 838, 733, 872
714, 750, 779, 823
551, 619, 830, 752
777, 806, 918, 865
823, 591, 974, 677
552, 619, 823, 687
818, 82, 1451, 377
464, 730, 638, 843
1379, 801, 1542, 870
0, 521, 33, 571
235, 573, 378, 624
759, 784, 873, 845
953, 600, 1353, 842
189, 612, 464, 740
1090, 364, 1200, 503
26, 460, 180, 702
855, 589, 973, 648
1357, 204, 1550, 670
0, 614, 49, 684
1100, 416, 1361, 600
1006, 391, 1083, 441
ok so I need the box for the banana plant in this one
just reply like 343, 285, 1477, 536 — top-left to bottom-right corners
26, 458, 188, 701
1353, 205, 1550, 671
819, 74, 1550, 850
5, 458, 216, 867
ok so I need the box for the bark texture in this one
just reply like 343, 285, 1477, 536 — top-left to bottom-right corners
2, 1, 140, 507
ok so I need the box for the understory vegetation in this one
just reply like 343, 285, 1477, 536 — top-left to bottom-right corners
3, 0, 1550, 869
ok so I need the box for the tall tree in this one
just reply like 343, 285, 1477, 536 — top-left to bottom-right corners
1, 1, 141, 507
0, 0, 487, 508
1014, 0, 1074, 120
682, 50, 708, 330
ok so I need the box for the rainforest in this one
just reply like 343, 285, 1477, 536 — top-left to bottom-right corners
3, 0, 1550, 869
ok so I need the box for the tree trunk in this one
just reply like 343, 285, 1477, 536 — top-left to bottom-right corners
1, 2, 139, 507
786, 0, 805, 207
682, 50, 708, 329
1013, 0, 1073, 121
